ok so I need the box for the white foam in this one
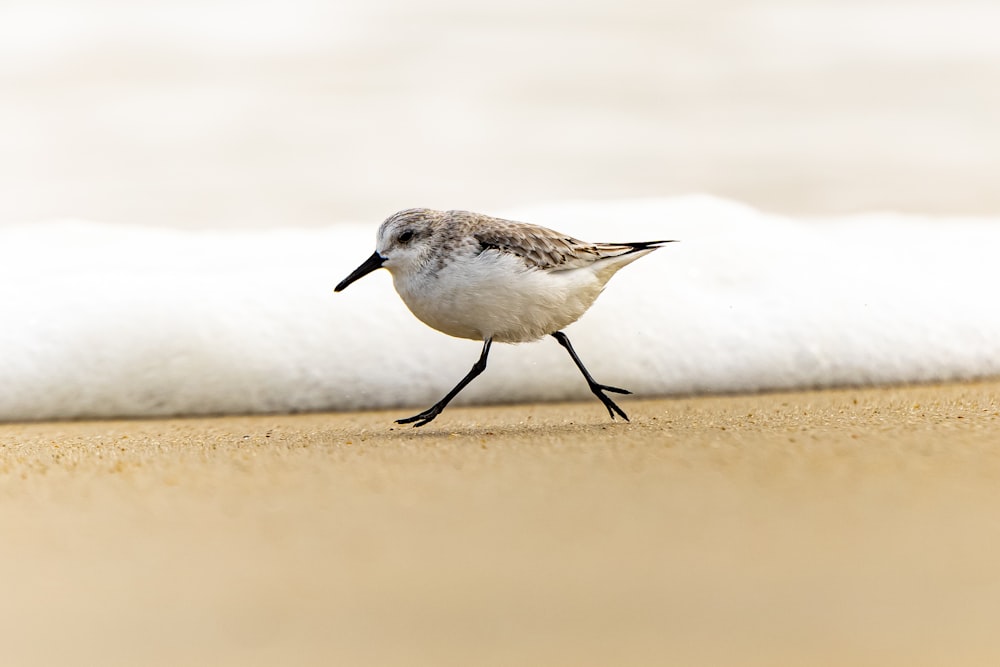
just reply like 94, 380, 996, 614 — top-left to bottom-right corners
2, 196, 999, 421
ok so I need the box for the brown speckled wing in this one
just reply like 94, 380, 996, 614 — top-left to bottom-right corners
461, 216, 605, 270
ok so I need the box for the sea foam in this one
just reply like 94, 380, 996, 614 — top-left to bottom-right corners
2, 196, 999, 421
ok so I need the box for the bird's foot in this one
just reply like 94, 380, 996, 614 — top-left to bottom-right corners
590, 383, 631, 421
396, 404, 445, 428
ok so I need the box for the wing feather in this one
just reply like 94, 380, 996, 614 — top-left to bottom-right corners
460, 212, 673, 270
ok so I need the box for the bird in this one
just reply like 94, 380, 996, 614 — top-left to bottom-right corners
335, 208, 675, 427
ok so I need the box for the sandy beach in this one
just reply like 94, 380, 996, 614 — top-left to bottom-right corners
3, 380, 999, 665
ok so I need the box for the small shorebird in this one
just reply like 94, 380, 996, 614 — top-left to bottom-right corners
336, 208, 675, 427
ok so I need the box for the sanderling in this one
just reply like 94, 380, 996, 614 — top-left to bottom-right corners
336, 208, 675, 427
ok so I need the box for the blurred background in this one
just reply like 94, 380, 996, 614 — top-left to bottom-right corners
3, 0, 1000, 229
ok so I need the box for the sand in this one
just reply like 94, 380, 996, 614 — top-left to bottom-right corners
2, 380, 1000, 666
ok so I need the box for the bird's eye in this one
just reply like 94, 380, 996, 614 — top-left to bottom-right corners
398, 230, 414, 243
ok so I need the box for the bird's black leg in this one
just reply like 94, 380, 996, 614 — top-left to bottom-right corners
397, 338, 493, 427
551, 331, 631, 421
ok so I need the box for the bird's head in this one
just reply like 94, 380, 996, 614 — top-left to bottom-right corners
335, 208, 444, 292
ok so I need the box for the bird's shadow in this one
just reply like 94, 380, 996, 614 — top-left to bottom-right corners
380, 417, 632, 442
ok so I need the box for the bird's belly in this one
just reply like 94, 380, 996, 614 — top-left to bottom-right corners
394, 262, 602, 343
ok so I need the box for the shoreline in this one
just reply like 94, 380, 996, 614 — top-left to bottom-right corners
4, 373, 998, 427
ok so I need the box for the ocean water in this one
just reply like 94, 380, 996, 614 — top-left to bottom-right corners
4, 0, 1000, 226
2, 196, 998, 421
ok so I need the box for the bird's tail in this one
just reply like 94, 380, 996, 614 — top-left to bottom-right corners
590, 239, 677, 280
612, 239, 678, 254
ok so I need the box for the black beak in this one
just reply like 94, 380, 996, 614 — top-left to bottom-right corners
335, 251, 386, 292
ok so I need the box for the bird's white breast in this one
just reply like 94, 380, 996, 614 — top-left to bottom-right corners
391, 250, 605, 343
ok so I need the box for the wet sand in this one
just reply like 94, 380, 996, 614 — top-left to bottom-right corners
2, 380, 1000, 665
